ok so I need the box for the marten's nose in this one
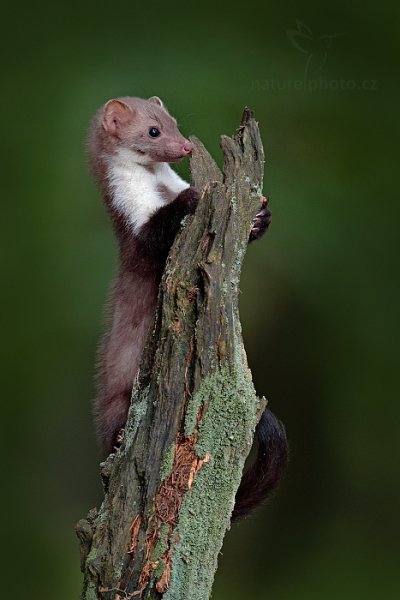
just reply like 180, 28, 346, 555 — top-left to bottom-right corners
183, 141, 193, 155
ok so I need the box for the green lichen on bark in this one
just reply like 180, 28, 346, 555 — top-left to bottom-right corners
77, 108, 267, 600
165, 367, 262, 600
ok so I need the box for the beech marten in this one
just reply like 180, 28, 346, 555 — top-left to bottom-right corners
87, 96, 288, 520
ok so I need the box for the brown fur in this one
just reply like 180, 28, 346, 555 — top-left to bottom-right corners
95, 263, 159, 450
88, 96, 195, 452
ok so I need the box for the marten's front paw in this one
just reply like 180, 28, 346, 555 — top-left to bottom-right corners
188, 186, 200, 202
249, 196, 271, 242
177, 186, 200, 212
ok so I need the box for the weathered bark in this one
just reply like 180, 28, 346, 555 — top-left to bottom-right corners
76, 108, 267, 600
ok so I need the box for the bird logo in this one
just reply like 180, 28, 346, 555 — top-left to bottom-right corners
287, 20, 346, 81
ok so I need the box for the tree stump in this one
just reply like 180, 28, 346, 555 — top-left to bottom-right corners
77, 108, 268, 600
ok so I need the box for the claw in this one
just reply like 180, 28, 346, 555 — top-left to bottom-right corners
256, 208, 269, 218
114, 427, 125, 449
249, 195, 272, 242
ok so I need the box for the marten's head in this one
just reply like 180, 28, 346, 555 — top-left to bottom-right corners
91, 96, 192, 166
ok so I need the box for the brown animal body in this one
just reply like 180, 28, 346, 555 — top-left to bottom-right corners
88, 96, 288, 520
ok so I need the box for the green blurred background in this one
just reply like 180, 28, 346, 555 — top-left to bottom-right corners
1, 1, 399, 598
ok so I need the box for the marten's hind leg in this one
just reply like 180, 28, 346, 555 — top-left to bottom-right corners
95, 388, 131, 454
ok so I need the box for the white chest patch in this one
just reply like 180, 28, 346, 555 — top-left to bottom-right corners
107, 148, 189, 233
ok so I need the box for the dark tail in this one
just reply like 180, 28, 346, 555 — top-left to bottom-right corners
232, 407, 289, 521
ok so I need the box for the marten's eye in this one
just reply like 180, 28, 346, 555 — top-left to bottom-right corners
148, 127, 161, 138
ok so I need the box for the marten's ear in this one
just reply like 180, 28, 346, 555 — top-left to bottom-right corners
148, 96, 164, 108
103, 99, 135, 135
